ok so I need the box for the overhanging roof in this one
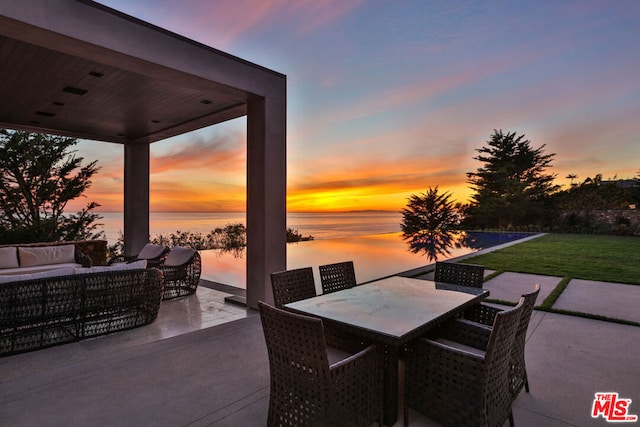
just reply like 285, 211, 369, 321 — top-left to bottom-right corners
0, 0, 285, 144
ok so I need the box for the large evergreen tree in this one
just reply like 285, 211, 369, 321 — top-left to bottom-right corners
0, 129, 103, 243
465, 130, 559, 229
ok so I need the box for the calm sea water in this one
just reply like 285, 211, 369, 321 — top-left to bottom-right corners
97, 211, 403, 243
96, 211, 531, 290
198, 230, 533, 290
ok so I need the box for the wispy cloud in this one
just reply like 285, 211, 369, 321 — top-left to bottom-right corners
151, 132, 245, 174
174, 0, 364, 48
84, 1, 640, 212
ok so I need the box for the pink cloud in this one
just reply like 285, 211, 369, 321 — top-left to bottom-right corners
150, 133, 246, 174
181, 0, 364, 48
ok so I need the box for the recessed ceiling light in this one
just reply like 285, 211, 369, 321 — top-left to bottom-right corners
63, 86, 88, 95
35, 111, 55, 117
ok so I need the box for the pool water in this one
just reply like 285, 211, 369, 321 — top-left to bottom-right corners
199, 231, 534, 289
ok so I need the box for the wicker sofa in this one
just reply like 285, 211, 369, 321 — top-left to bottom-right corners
0, 240, 109, 275
0, 262, 163, 356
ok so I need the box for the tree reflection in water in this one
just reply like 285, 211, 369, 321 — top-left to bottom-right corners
401, 229, 466, 262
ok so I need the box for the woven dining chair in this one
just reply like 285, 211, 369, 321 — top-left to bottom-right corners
271, 266, 369, 353
461, 284, 541, 398
258, 301, 384, 427
403, 297, 525, 427
319, 261, 357, 294
434, 261, 485, 288
270, 267, 317, 309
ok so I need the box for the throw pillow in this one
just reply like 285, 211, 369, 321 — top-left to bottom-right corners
0, 247, 19, 269
18, 245, 76, 267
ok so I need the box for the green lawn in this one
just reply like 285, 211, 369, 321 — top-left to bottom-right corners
464, 233, 640, 285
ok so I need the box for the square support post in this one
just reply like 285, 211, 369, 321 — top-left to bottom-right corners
246, 90, 287, 309
124, 143, 150, 257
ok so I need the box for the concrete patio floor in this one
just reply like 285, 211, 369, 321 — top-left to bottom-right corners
1, 276, 639, 426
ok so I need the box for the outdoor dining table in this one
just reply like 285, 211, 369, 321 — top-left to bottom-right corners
285, 275, 489, 426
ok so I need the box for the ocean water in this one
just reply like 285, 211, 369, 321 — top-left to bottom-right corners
96, 211, 531, 290
199, 230, 532, 290
97, 211, 403, 243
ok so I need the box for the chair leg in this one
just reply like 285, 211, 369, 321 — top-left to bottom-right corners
524, 370, 530, 393
509, 409, 514, 427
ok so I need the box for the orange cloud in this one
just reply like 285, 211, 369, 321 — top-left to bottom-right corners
151, 132, 245, 174
287, 146, 475, 212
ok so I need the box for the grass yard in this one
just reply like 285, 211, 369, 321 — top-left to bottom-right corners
464, 233, 640, 285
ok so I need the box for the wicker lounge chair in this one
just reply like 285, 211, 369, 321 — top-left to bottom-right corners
461, 284, 540, 397
403, 297, 525, 427
109, 243, 169, 268
258, 301, 384, 427
319, 260, 356, 294
270, 267, 316, 309
160, 247, 201, 300
434, 261, 485, 288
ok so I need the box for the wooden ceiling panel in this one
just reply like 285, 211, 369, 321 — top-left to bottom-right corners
0, 36, 247, 143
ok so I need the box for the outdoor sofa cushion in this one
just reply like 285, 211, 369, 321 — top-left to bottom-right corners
18, 244, 76, 267
164, 247, 195, 267
0, 247, 19, 269
0, 263, 81, 276
75, 260, 147, 274
137, 244, 167, 260
0, 267, 77, 284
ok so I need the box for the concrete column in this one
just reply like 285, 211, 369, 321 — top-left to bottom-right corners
246, 90, 287, 309
123, 143, 150, 257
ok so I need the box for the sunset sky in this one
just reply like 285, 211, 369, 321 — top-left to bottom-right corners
71, 0, 640, 213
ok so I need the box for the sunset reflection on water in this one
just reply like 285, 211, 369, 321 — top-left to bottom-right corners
199, 231, 531, 290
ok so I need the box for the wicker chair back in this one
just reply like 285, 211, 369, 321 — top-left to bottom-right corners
259, 301, 383, 426
404, 298, 524, 427
510, 284, 540, 397
434, 261, 485, 288
270, 267, 316, 309
319, 261, 356, 294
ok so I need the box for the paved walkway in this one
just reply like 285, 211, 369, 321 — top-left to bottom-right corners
416, 269, 640, 325
2, 272, 639, 426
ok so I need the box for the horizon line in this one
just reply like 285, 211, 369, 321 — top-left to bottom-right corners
93, 209, 401, 214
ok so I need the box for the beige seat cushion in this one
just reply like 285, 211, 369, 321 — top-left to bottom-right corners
18, 245, 76, 267
75, 260, 147, 274
327, 346, 355, 366
434, 337, 486, 358
0, 267, 77, 284
0, 263, 80, 276
137, 244, 167, 260
164, 247, 195, 267
0, 247, 19, 269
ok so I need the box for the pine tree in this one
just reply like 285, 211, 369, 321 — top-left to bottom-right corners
0, 129, 103, 243
466, 130, 559, 229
